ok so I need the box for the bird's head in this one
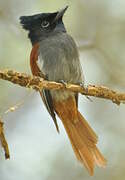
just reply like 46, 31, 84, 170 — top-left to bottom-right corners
20, 6, 68, 45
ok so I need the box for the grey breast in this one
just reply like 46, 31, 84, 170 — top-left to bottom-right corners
38, 32, 84, 101
38, 32, 84, 84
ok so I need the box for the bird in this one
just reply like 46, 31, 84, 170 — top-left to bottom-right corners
20, 6, 106, 175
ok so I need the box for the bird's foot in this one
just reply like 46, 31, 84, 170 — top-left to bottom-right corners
58, 80, 67, 87
79, 82, 85, 88
80, 83, 93, 102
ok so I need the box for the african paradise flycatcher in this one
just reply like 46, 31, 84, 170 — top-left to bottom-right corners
20, 6, 106, 175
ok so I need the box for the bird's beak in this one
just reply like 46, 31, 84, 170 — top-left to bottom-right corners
53, 6, 68, 23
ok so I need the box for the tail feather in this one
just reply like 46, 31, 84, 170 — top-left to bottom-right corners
77, 112, 98, 143
92, 147, 106, 167
63, 112, 106, 175
63, 119, 95, 175
53, 97, 106, 175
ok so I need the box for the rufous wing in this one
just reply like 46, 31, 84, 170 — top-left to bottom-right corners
30, 43, 59, 132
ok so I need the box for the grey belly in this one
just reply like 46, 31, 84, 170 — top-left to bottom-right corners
38, 53, 83, 83
38, 55, 83, 101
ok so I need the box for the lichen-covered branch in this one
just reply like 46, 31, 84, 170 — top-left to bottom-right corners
0, 69, 125, 105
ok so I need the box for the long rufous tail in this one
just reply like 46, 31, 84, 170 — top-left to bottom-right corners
53, 96, 106, 175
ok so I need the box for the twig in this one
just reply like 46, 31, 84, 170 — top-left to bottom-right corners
0, 120, 10, 159
0, 69, 125, 105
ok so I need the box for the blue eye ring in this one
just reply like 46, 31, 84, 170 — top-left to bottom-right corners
41, 20, 50, 28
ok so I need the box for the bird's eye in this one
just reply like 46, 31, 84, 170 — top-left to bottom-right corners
41, 20, 50, 28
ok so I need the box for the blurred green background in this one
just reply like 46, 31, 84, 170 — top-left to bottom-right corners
0, 0, 125, 180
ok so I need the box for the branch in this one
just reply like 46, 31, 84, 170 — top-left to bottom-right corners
0, 69, 125, 105
0, 120, 10, 159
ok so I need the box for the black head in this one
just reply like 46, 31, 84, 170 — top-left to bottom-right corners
20, 6, 68, 45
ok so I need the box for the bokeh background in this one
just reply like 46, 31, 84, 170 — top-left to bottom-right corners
0, 0, 125, 180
